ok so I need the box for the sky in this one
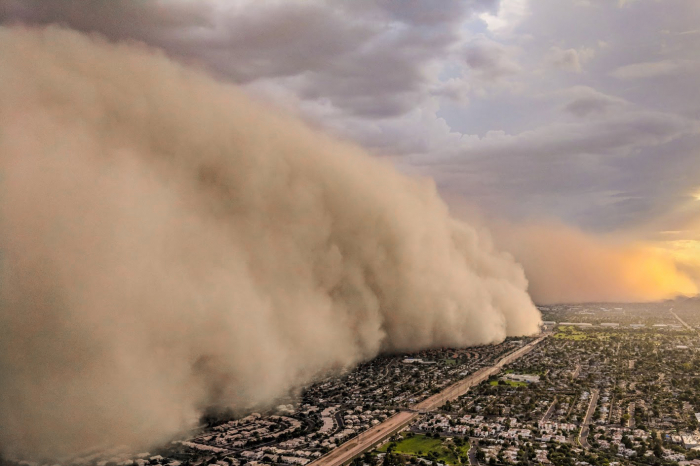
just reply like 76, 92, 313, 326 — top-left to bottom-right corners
2, 0, 700, 301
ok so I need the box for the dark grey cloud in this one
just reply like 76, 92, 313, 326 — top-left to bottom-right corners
0, 0, 495, 119
0, 1, 372, 82
370, 0, 497, 26
463, 38, 521, 80
419, 0, 700, 233
418, 105, 699, 228
427, 108, 697, 167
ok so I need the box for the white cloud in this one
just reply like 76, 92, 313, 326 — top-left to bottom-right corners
479, 0, 530, 34
546, 46, 595, 73
611, 59, 690, 79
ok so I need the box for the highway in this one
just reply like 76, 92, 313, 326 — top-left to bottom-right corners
309, 333, 549, 466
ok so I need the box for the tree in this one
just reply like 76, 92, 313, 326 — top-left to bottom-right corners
622, 435, 633, 449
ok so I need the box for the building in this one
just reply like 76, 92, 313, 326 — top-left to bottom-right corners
682, 435, 700, 449
503, 374, 540, 384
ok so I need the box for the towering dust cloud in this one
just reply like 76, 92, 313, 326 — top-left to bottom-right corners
0, 27, 541, 458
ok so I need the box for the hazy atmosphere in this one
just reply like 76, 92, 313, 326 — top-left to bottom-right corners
0, 0, 699, 461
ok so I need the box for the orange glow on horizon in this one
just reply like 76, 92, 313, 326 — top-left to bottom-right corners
616, 246, 698, 300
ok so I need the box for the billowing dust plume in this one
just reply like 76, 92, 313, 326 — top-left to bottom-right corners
491, 221, 699, 304
0, 27, 541, 459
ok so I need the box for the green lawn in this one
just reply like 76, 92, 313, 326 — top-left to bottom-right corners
377, 434, 469, 465
490, 380, 528, 387
554, 333, 587, 340
444, 359, 457, 366
553, 327, 587, 340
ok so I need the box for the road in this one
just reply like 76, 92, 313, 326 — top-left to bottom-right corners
627, 402, 635, 428
578, 389, 599, 449
309, 334, 549, 466
670, 309, 693, 331
607, 393, 615, 424
334, 410, 345, 432
571, 364, 581, 379
541, 396, 558, 422
415, 335, 549, 412
468, 439, 478, 465
309, 411, 416, 466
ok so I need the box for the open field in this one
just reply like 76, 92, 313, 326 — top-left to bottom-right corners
554, 326, 588, 340
553, 333, 587, 340
378, 434, 469, 465
490, 379, 527, 387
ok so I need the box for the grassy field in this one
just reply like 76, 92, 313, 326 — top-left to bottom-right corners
554, 326, 588, 340
377, 434, 469, 465
490, 380, 528, 387
554, 333, 587, 340
444, 359, 457, 366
